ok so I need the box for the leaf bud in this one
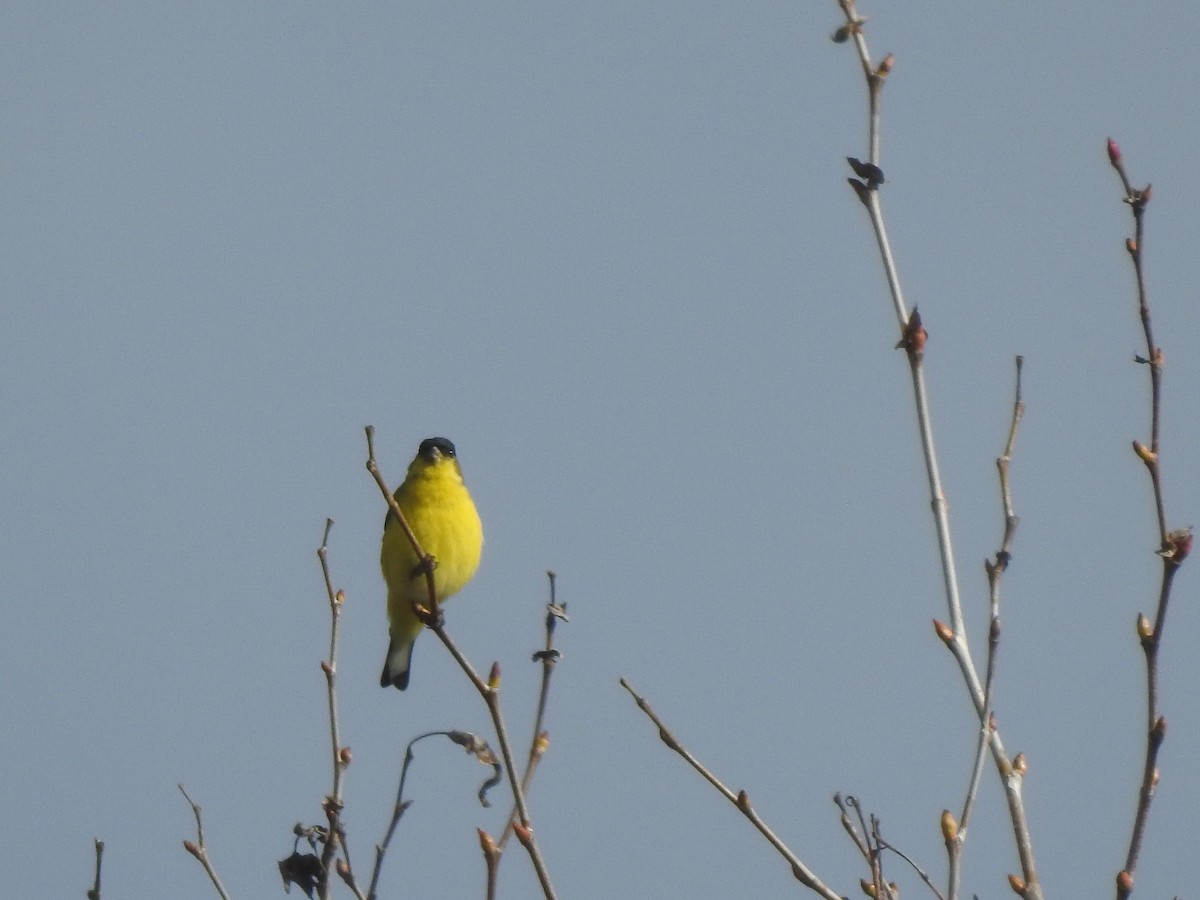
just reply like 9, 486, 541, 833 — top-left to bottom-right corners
940, 809, 958, 842
736, 790, 752, 813
1168, 527, 1193, 563
932, 619, 954, 644
895, 307, 927, 357
1152, 715, 1167, 744
1131, 440, 1157, 464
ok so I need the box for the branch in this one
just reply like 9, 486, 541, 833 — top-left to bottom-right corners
367, 730, 499, 900
314, 520, 366, 900
497, 571, 567, 854
364, 429, 558, 900
1106, 138, 1192, 900
845, 799, 895, 900
946, 357, 1026, 900
179, 785, 232, 900
836, 6, 1044, 896
621, 678, 842, 900
86, 839, 104, 900
448, 653, 557, 899
877, 829, 945, 900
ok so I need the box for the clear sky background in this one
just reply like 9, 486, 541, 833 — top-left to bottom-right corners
4, 2, 1199, 898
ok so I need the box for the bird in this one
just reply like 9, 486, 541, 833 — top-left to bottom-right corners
379, 436, 484, 690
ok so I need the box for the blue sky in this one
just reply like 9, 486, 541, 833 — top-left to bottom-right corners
4, 2, 1199, 898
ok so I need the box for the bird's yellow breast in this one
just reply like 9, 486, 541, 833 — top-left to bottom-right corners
381, 458, 483, 605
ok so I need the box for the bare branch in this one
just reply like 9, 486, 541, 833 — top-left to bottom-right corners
85, 839, 103, 900
312, 521, 366, 900
497, 571, 567, 854
1108, 139, 1191, 900
621, 679, 842, 900
178, 785, 232, 900
949, 356, 1026, 900
877, 829, 945, 900
367, 730, 498, 900
835, 6, 1044, 897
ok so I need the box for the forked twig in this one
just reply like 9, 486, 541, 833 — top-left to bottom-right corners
836, 5, 1043, 896
949, 357, 1025, 900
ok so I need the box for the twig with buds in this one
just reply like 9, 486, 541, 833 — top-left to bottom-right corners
836, 5, 1044, 898
313, 521, 366, 900
179, 785, 232, 900
621, 678, 843, 900
1107, 138, 1191, 900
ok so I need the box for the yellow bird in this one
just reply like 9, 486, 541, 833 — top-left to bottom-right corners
380, 437, 483, 690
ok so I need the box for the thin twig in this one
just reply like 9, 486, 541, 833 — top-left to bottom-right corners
1107, 139, 1191, 900
318, 520, 346, 808
948, 357, 1025, 900
479, 828, 501, 900
367, 730, 498, 900
498, 572, 566, 853
621, 678, 842, 900
179, 785, 232, 900
314, 521, 365, 900
833, 793, 871, 864
878, 832, 946, 900
844, 799, 879, 896
332, 822, 367, 900
1107, 142, 1167, 544
86, 839, 104, 900
465, 655, 557, 899
864, 810, 892, 900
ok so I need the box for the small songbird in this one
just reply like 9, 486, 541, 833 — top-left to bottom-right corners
379, 437, 483, 690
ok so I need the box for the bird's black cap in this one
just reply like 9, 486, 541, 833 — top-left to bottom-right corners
418, 437, 457, 458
